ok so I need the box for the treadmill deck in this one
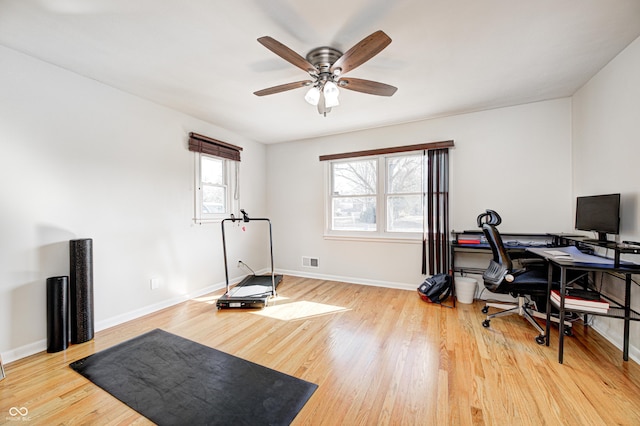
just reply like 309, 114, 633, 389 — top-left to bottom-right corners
216, 274, 283, 309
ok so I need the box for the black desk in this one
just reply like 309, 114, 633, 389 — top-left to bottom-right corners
450, 231, 553, 299
527, 245, 640, 363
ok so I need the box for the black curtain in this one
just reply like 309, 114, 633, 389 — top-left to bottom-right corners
422, 148, 449, 275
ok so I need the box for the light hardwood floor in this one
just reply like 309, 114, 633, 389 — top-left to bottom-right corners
2, 276, 640, 425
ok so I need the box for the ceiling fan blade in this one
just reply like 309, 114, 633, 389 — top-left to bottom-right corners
254, 80, 312, 96
330, 30, 391, 75
338, 78, 397, 96
257, 36, 317, 74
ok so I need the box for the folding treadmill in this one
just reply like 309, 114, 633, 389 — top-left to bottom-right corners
216, 210, 282, 309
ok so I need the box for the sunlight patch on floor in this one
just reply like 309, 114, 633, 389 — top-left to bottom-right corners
252, 300, 350, 321
192, 295, 218, 305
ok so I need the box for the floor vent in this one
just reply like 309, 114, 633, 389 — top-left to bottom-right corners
302, 256, 319, 268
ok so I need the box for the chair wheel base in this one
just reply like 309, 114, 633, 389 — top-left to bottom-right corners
481, 306, 489, 314
535, 335, 546, 345
482, 319, 490, 328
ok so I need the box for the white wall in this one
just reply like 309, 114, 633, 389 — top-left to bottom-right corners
0, 46, 268, 362
267, 98, 573, 288
572, 35, 640, 360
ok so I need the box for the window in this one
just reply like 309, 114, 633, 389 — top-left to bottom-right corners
322, 141, 453, 275
197, 154, 238, 218
328, 153, 425, 236
386, 154, 423, 233
331, 159, 377, 231
188, 132, 242, 222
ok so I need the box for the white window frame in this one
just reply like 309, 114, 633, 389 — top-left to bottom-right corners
324, 151, 425, 241
194, 152, 239, 223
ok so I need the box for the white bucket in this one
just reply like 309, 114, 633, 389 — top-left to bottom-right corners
456, 277, 477, 304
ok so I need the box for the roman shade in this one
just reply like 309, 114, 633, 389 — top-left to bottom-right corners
188, 132, 242, 161
319, 140, 453, 161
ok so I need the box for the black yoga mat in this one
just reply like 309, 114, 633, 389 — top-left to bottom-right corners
70, 329, 317, 425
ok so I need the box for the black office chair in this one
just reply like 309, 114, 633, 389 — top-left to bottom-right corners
477, 210, 572, 344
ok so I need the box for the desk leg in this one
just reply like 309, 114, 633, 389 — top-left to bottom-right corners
450, 245, 457, 308
545, 262, 553, 346
558, 267, 566, 364
624, 273, 631, 361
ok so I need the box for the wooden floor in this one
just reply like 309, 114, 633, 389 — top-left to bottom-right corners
2, 276, 640, 425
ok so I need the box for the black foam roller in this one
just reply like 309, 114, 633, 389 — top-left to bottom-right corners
70, 238, 94, 344
46, 276, 69, 353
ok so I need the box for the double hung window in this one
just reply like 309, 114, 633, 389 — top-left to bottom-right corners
328, 153, 425, 237
197, 154, 238, 219
323, 141, 452, 274
189, 132, 242, 222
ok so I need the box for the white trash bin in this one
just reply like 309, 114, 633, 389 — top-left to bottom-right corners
456, 277, 477, 304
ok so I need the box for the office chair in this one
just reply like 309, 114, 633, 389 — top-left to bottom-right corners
477, 210, 573, 344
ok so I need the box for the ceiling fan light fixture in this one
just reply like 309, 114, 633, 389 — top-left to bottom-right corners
323, 81, 340, 108
324, 94, 339, 108
304, 86, 320, 105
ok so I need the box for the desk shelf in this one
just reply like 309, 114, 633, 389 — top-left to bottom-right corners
597, 306, 640, 320
550, 299, 640, 321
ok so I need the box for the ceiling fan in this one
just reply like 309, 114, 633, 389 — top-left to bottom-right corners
253, 30, 398, 116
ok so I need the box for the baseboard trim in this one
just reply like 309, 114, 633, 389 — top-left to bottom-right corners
277, 269, 416, 291
94, 283, 227, 331
591, 318, 640, 365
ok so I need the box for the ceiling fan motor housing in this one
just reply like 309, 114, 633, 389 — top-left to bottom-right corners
306, 47, 343, 74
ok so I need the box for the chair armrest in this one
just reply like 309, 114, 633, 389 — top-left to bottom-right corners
520, 258, 545, 267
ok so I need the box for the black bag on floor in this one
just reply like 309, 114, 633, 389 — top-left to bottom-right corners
417, 273, 452, 304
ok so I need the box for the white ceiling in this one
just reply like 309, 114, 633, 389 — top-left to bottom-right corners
2, 0, 640, 144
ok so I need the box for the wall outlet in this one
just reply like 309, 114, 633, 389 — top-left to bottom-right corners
150, 277, 161, 290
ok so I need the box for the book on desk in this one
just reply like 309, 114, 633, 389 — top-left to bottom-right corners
452, 230, 553, 248
550, 289, 610, 313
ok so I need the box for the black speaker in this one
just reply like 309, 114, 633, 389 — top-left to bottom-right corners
46, 276, 69, 353
70, 238, 94, 344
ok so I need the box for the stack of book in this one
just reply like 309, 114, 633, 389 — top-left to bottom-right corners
457, 236, 482, 245
550, 289, 610, 313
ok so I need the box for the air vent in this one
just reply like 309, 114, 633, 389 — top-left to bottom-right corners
302, 256, 319, 268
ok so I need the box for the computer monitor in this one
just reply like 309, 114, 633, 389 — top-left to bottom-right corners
575, 193, 620, 242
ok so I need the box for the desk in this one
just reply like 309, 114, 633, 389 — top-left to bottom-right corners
450, 230, 553, 294
527, 246, 640, 363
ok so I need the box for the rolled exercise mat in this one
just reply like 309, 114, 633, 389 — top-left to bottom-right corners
46, 276, 69, 353
70, 238, 94, 343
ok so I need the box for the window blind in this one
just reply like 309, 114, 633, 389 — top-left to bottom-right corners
319, 140, 453, 161
188, 132, 242, 162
